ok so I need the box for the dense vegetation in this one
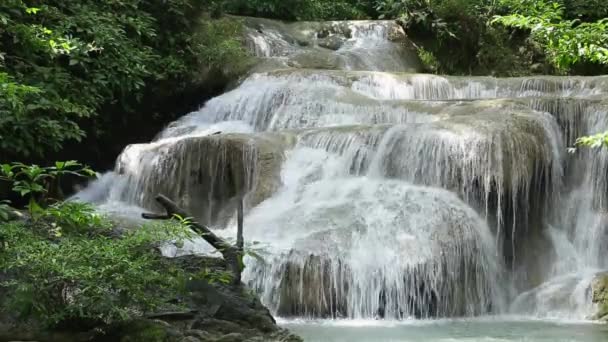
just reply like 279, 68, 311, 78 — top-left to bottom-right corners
1, 0, 606, 164
222, 0, 377, 20
2, 219, 186, 327
374, 0, 608, 75
0, 160, 239, 332
1, 0, 607, 332
0, 0, 249, 164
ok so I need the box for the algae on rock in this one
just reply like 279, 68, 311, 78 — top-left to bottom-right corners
592, 273, 608, 321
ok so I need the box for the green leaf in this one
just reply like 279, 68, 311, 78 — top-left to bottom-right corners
25, 7, 41, 15
1, 164, 14, 178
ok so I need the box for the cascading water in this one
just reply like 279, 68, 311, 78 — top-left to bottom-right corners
77, 16, 608, 328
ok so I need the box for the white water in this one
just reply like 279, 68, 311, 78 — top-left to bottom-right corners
77, 17, 608, 329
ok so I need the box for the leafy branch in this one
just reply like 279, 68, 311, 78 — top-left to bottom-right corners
0, 161, 95, 219
493, 0, 608, 70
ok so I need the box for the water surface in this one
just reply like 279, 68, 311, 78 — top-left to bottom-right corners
281, 318, 608, 342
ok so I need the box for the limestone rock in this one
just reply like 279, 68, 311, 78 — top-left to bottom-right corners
179, 337, 201, 342
592, 273, 608, 320
317, 36, 345, 51
113, 132, 288, 226
216, 333, 246, 342
185, 329, 213, 340
288, 51, 341, 70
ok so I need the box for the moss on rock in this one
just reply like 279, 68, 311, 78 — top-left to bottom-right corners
592, 273, 608, 321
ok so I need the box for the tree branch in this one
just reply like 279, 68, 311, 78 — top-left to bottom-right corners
142, 194, 242, 285
237, 197, 244, 252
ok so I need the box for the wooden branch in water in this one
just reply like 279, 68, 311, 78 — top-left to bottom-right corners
141, 213, 172, 220
237, 197, 244, 252
142, 194, 242, 285
235, 197, 244, 284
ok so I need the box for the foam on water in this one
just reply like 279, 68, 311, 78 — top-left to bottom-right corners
240, 147, 505, 319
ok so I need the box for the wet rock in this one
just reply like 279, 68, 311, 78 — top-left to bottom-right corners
317, 28, 330, 39
316, 24, 352, 39
387, 24, 406, 42
179, 337, 201, 342
318, 36, 345, 51
245, 180, 502, 319
170, 256, 302, 341
185, 329, 213, 340
241, 17, 423, 72
103, 319, 184, 342
216, 333, 246, 342
592, 273, 608, 320
288, 51, 341, 70
114, 132, 288, 227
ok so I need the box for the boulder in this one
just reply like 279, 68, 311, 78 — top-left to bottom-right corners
113, 132, 288, 226
103, 319, 184, 342
243, 179, 505, 319
592, 273, 608, 321
287, 51, 342, 70
317, 36, 346, 51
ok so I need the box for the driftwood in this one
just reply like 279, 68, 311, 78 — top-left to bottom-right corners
142, 194, 243, 285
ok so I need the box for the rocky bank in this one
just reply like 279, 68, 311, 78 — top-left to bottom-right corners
0, 256, 301, 342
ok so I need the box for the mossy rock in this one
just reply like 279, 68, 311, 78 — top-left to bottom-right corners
592, 273, 608, 321
100, 319, 184, 342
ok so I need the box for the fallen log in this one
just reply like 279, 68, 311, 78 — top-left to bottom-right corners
142, 194, 243, 285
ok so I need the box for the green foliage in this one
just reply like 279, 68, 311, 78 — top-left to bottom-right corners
377, 0, 457, 39
0, 206, 194, 327
0, 161, 94, 218
190, 267, 234, 285
563, 0, 608, 22
196, 18, 253, 77
416, 47, 440, 73
0, 200, 13, 222
493, 0, 608, 71
225, 0, 374, 20
42, 202, 112, 237
373, 0, 607, 75
374, 0, 533, 75
0, 72, 73, 158
0, 0, 248, 161
575, 131, 608, 149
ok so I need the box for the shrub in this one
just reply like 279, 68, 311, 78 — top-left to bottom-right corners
225, 0, 373, 20
416, 47, 439, 73
493, 0, 608, 71
0, 161, 95, 218
0, 1, 249, 161
42, 201, 112, 237
0, 216, 192, 328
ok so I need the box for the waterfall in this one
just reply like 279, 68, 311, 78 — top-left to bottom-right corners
77, 16, 608, 321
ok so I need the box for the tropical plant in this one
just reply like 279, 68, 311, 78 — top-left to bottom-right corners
42, 201, 112, 237
0, 161, 95, 218
493, 0, 608, 71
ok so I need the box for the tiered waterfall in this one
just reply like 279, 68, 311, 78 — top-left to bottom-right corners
77, 17, 608, 321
